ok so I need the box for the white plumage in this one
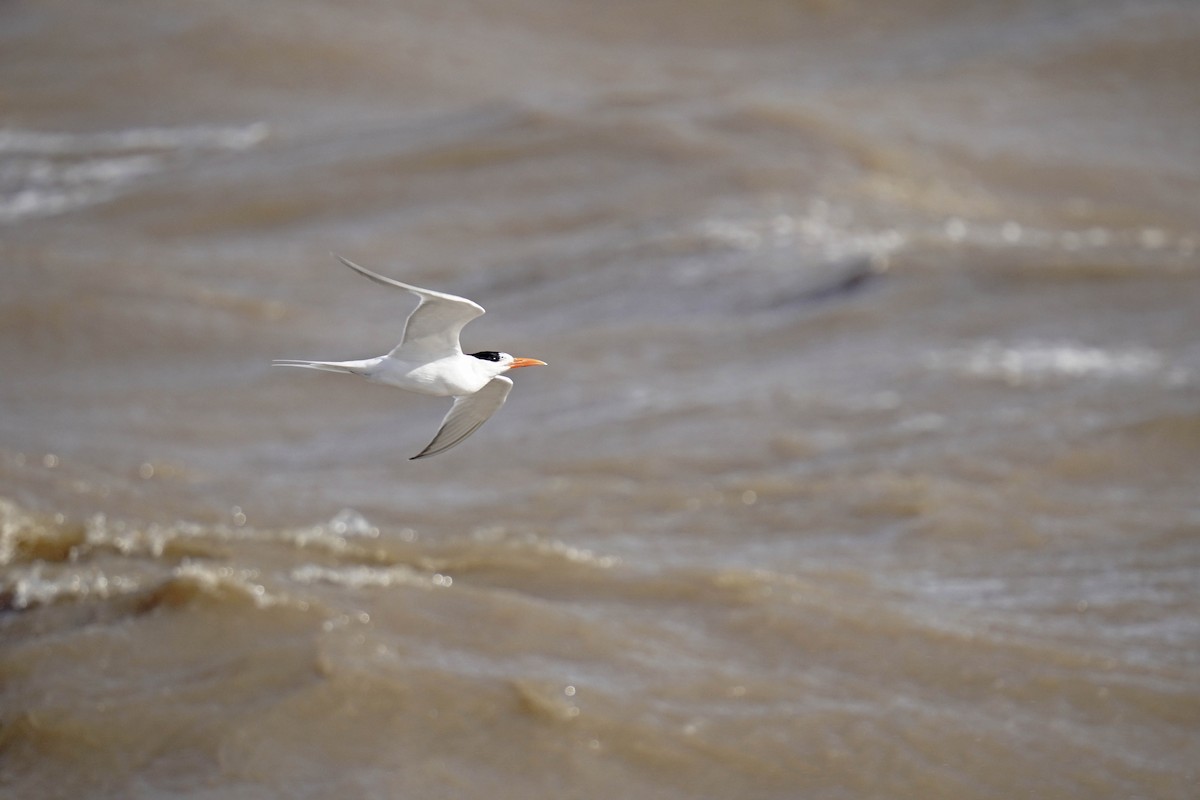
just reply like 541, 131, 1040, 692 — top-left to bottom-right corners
274, 256, 546, 459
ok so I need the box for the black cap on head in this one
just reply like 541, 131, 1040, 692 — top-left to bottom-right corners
469, 351, 502, 362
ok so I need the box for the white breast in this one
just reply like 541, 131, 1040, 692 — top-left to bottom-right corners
367, 354, 494, 397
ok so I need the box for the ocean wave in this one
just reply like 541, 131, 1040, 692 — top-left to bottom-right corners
0, 123, 268, 223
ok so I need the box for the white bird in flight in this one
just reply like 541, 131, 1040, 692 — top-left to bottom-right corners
274, 256, 546, 460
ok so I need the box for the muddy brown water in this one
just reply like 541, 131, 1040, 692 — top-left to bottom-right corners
2, 2, 1198, 798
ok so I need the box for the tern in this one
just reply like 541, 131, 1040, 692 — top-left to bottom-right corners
274, 256, 546, 460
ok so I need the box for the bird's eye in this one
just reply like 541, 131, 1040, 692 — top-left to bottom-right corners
470, 351, 502, 362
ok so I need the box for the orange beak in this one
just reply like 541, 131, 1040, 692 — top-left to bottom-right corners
509, 357, 547, 369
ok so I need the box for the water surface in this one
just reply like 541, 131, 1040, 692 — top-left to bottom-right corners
2, 1, 1199, 798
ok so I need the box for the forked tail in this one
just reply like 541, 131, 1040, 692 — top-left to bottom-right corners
271, 359, 368, 375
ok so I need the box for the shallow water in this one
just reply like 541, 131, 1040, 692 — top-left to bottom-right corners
2, 1, 1199, 798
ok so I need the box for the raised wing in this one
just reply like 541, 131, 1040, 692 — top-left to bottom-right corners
411, 376, 513, 460
336, 256, 485, 360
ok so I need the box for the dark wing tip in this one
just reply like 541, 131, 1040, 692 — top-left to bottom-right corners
334, 254, 371, 278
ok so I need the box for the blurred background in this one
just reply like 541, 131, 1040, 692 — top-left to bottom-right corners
2, 1, 1198, 798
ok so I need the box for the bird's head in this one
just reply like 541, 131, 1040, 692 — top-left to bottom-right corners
469, 351, 547, 376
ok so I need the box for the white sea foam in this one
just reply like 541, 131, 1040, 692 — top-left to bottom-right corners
0, 124, 269, 156
169, 562, 290, 608
3, 563, 145, 610
0, 123, 268, 223
290, 563, 452, 589
925, 341, 1185, 386
693, 200, 905, 264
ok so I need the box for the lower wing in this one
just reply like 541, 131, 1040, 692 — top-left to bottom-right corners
410, 376, 514, 460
